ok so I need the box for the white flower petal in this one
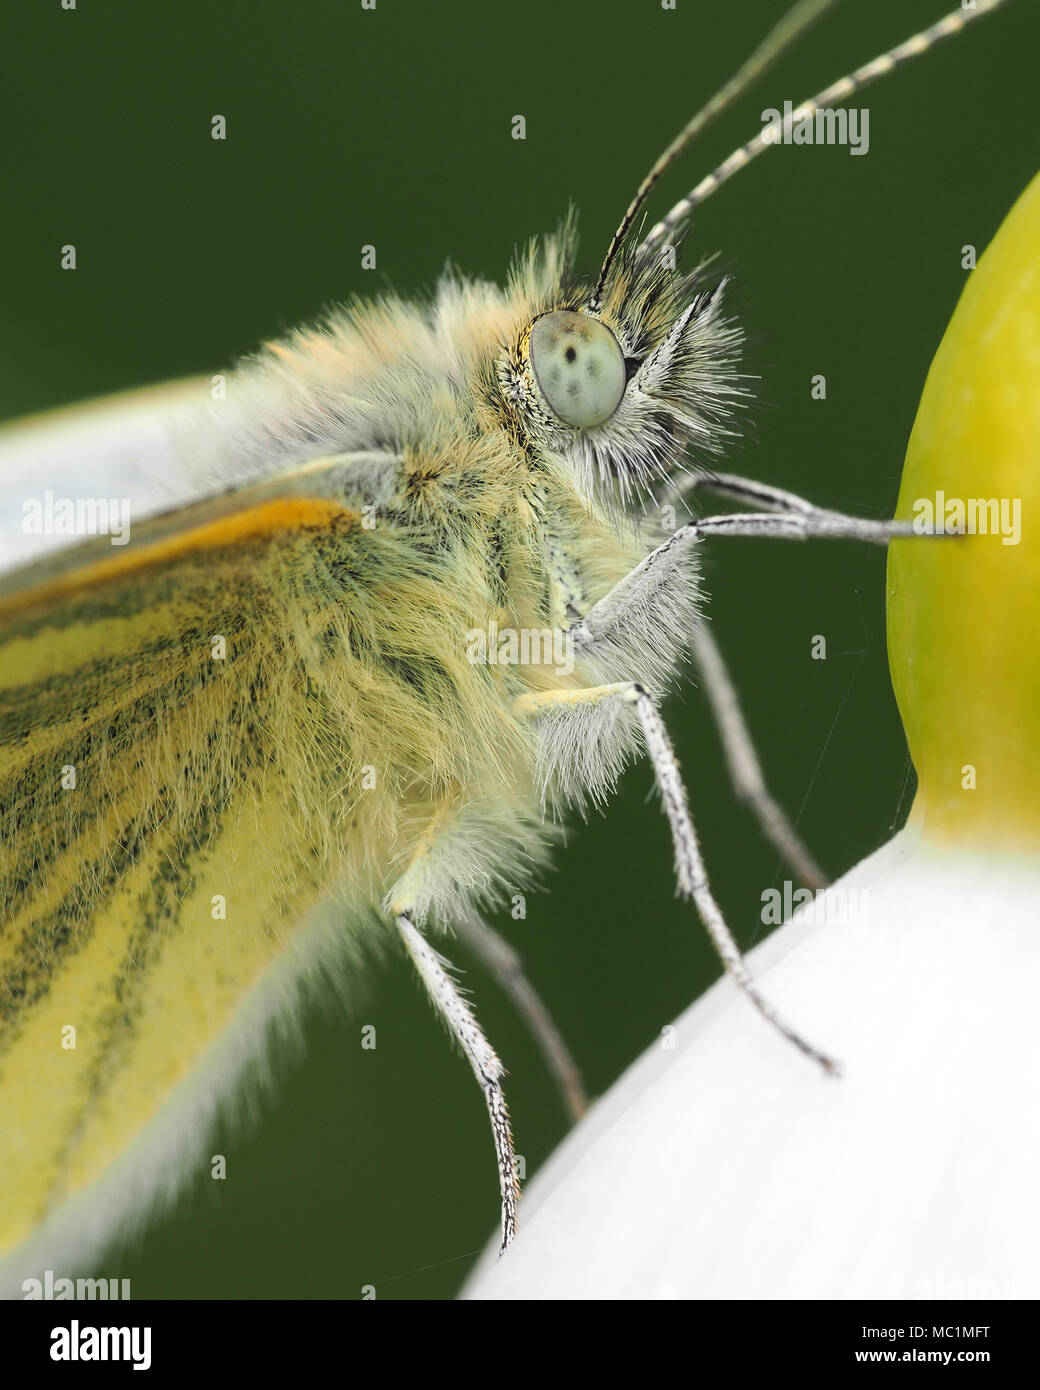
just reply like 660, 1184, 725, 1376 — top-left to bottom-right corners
465, 829, 1040, 1299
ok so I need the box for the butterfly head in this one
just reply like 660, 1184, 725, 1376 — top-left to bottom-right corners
496, 228, 748, 502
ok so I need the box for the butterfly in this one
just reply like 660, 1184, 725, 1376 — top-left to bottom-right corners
0, 0, 1020, 1294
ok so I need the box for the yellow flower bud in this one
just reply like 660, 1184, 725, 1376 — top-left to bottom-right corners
888, 172, 1040, 851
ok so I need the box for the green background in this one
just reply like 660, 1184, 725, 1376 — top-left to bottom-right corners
3, 0, 1036, 1299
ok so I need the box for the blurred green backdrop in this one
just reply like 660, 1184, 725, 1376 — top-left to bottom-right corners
2, 0, 1036, 1299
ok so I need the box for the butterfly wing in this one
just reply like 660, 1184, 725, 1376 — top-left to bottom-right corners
0, 459, 414, 1283
0, 379, 218, 577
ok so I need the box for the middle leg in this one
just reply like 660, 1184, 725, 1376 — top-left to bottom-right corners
517, 683, 838, 1074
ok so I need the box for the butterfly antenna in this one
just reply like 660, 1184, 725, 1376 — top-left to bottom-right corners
593, 0, 842, 308
641, 0, 1015, 258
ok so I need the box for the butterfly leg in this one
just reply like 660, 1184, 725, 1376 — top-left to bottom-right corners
516, 683, 838, 1075
570, 520, 830, 887
386, 793, 586, 1126
676, 468, 858, 517
578, 507, 924, 654
691, 621, 826, 891
454, 913, 588, 1123
395, 911, 520, 1254
574, 506, 929, 681
677, 468, 957, 541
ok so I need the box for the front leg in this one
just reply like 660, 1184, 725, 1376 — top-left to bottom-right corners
674, 468, 836, 515
570, 516, 850, 886
575, 507, 921, 658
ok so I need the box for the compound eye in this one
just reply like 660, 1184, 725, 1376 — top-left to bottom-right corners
529, 310, 626, 429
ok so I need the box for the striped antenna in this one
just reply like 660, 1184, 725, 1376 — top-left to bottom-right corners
641, 0, 1015, 258
593, 0, 840, 308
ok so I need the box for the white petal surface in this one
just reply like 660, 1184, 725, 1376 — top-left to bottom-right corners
465, 828, 1040, 1299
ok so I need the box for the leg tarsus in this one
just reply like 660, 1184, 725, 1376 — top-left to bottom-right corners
396, 912, 520, 1254
675, 468, 821, 515
675, 468, 949, 543
455, 913, 589, 1125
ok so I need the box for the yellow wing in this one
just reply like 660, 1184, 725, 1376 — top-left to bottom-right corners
0, 487, 412, 1273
